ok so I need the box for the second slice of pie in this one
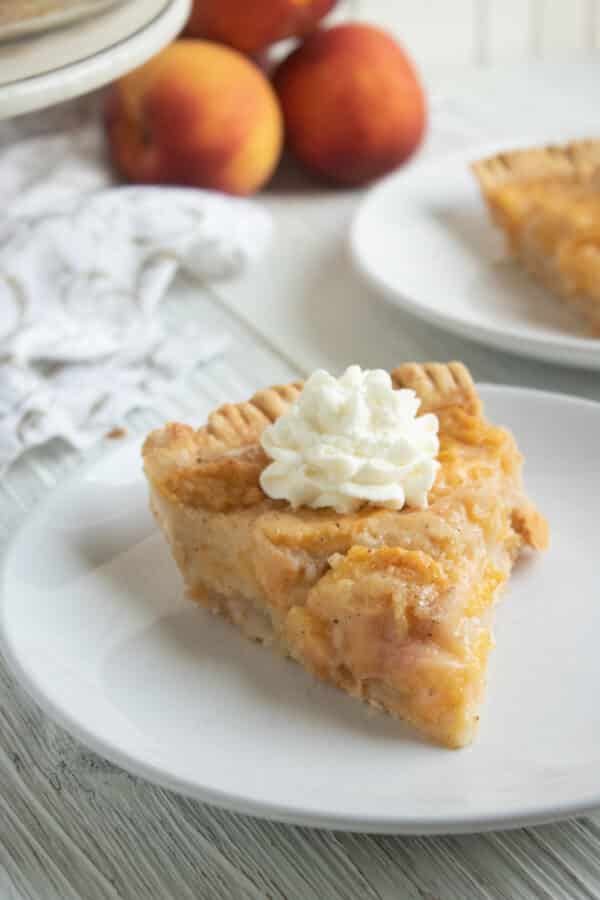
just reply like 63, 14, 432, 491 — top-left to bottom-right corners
143, 362, 548, 748
473, 139, 600, 334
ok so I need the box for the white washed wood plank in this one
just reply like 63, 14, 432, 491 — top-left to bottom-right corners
486, 0, 534, 63
522, 824, 600, 896
339, 832, 493, 899
542, 819, 600, 893
539, 0, 589, 56
193, 811, 384, 900
592, 0, 600, 48
356, 0, 597, 62
355, 0, 478, 66
0, 869, 24, 900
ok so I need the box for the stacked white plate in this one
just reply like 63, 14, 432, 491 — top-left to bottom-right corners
0, 0, 191, 118
0, 0, 126, 41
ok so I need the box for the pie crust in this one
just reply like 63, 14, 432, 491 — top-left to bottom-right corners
143, 362, 548, 748
473, 140, 600, 334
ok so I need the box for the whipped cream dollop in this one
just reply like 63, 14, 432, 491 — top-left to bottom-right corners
259, 365, 440, 514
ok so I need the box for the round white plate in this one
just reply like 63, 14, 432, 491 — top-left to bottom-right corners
0, 0, 191, 119
350, 142, 600, 370
2, 385, 599, 834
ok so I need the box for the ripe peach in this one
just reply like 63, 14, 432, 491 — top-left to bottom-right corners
105, 40, 283, 196
185, 0, 337, 55
273, 23, 426, 186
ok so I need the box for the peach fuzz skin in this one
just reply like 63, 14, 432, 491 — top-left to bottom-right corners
273, 23, 426, 186
185, 0, 337, 55
105, 40, 283, 196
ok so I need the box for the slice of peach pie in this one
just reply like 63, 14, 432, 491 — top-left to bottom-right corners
143, 362, 548, 748
473, 140, 600, 333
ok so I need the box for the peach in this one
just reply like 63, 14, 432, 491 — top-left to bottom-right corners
105, 40, 283, 196
273, 23, 426, 186
185, 0, 337, 55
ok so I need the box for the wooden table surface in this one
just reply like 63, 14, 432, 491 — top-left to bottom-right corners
2, 60, 600, 899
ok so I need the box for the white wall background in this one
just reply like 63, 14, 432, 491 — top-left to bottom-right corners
342, 1, 600, 66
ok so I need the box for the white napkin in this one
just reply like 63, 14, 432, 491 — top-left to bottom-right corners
0, 113, 272, 472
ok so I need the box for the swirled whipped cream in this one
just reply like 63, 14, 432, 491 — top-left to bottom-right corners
259, 366, 440, 514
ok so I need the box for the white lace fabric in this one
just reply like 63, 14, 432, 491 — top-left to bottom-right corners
0, 104, 272, 471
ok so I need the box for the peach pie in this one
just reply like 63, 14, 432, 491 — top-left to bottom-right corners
143, 362, 548, 748
473, 140, 600, 334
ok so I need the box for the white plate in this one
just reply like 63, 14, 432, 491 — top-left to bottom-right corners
0, 0, 126, 42
350, 142, 600, 370
0, 0, 191, 119
2, 385, 599, 834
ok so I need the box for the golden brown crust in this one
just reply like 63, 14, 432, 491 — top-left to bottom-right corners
143, 363, 548, 553
249, 381, 304, 422
142, 363, 485, 512
195, 382, 303, 458
142, 383, 305, 466
472, 140, 600, 195
391, 361, 482, 417
145, 363, 479, 460
142, 383, 303, 509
